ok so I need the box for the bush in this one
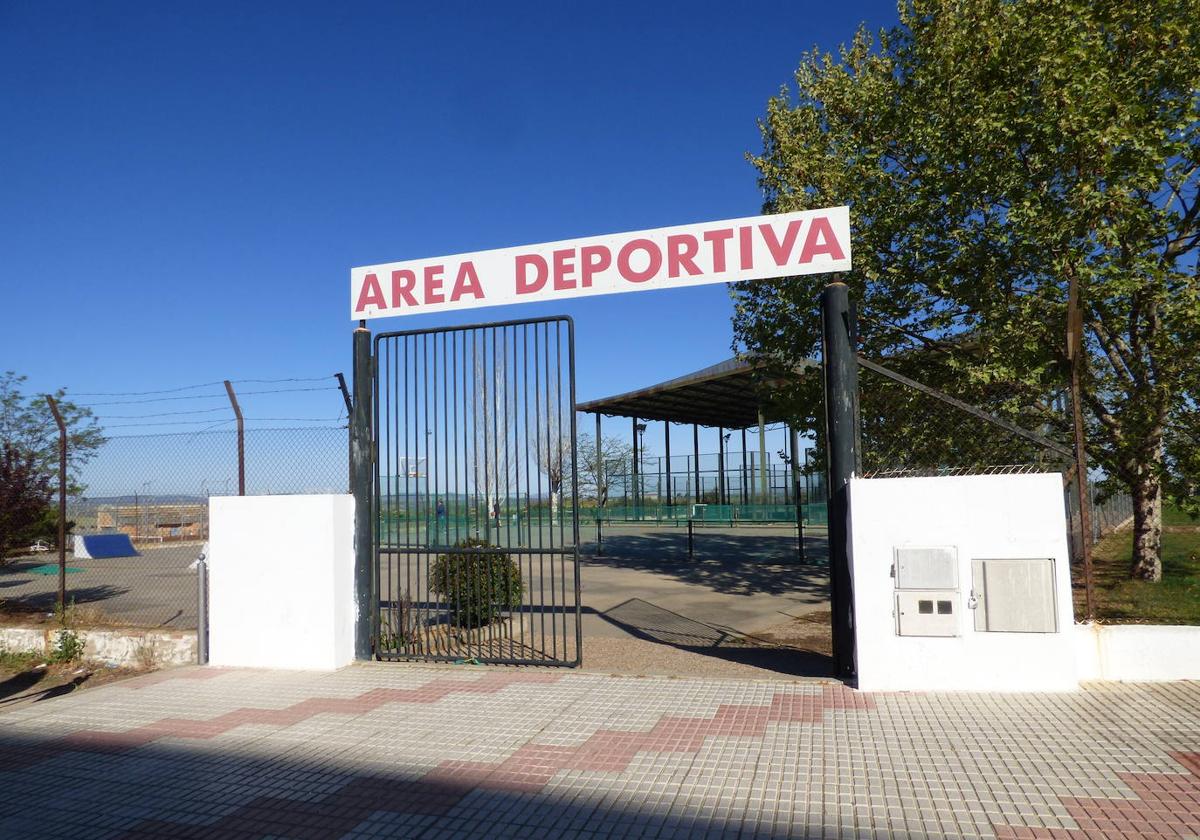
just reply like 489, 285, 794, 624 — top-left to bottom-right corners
429, 538, 523, 627
49, 629, 84, 663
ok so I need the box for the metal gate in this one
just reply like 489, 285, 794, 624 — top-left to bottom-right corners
372, 316, 582, 666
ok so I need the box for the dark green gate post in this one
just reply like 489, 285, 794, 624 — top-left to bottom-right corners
351, 322, 374, 661
821, 281, 859, 683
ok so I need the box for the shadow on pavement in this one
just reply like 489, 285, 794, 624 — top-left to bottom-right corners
0, 730, 826, 839
583, 529, 830, 598
598, 597, 834, 679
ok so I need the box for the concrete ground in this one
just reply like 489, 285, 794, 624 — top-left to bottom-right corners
578, 524, 832, 679
0, 664, 1196, 839
1, 525, 830, 678
0, 543, 200, 628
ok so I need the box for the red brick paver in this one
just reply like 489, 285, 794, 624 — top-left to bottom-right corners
0, 666, 1195, 839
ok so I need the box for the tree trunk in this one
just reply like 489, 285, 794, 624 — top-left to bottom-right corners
1129, 468, 1163, 582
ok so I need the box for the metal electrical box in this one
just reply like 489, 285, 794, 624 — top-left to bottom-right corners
895, 547, 958, 590
893, 547, 960, 637
970, 558, 1059, 633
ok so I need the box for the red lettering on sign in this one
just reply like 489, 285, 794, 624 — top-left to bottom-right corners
738, 226, 754, 270
515, 254, 548, 294
580, 245, 610, 288
759, 220, 803, 266
617, 239, 662, 283
423, 265, 445, 304
552, 248, 576, 291
703, 229, 733, 272
451, 262, 483, 302
355, 273, 387, 312
798, 216, 846, 262
666, 234, 701, 278
390, 270, 417, 307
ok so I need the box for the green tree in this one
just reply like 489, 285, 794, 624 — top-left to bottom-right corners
0, 372, 105, 496
0, 443, 53, 561
733, 0, 1200, 581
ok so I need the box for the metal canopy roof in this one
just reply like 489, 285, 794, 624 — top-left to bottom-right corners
576, 357, 816, 429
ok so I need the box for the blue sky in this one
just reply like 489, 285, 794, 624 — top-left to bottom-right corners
1, 0, 899, 465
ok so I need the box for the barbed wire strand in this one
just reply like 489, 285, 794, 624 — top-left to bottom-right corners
71, 375, 338, 398
80, 385, 339, 408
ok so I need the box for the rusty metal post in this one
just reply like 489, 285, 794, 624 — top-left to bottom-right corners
1067, 275, 1096, 620
45, 396, 68, 615
223, 380, 245, 496
336, 372, 353, 489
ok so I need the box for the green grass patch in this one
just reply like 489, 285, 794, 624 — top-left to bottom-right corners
1083, 527, 1200, 624
1163, 502, 1200, 527
0, 648, 44, 671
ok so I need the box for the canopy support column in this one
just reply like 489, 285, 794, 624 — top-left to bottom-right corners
664, 421, 672, 507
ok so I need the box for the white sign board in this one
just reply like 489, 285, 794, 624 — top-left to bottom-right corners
351, 206, 851, 320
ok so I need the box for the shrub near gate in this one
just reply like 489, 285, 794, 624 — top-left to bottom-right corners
430, 538, 523, 628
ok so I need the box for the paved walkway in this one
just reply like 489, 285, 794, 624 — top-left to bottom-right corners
0, 665, 1197, 839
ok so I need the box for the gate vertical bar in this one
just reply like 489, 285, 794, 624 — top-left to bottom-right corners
822, 281, 859, 682
352, 322, 374, 661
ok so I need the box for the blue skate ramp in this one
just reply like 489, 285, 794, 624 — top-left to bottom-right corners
78, 533, 141, 559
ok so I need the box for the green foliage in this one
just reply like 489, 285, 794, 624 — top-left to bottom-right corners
736, 0, 1200, 575
0, 648, 43, 671
430, 538, 523, 628
0, 371, 105, 496
49, 629, 85, 664
0, 443, 53, 562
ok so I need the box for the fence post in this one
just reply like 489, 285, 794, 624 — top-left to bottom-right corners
821, 281, 859, 682
45, 396, 68, 615
223, 381, 245, 496
1067, 274, 1096, 620
196, 550, 208, 664
351, 323, 374, 660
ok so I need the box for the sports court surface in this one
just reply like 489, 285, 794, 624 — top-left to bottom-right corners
0, 664, 1196, 838
0, 524, 832, 679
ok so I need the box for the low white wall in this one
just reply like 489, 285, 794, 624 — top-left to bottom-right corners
0, 626, 196, 668
208, 494, 355, 670
849, 473, 1078, 692
1075, 623, 1200, 681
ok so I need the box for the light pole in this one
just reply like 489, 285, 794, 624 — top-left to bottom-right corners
634, 422, 646, 512
140, 481, 152, 541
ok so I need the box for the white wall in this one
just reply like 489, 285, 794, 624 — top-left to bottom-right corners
849, 473, 1078, 692
208, 495, 355, 670
1075, 623, 1200, 681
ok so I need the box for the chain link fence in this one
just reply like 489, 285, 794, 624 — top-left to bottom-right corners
1, 425, 347, 629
